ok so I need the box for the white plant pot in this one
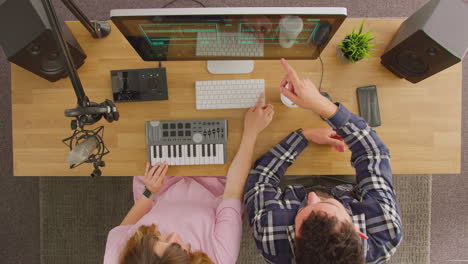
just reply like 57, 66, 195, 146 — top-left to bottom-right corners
336, 46, 351, 64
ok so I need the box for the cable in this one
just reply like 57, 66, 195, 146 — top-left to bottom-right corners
318, 46, 324, 92
161, 0, 206, 8
318, 46, 323, 92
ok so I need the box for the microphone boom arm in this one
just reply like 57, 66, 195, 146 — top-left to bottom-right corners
40, 0, 118, 176
61, 0, 111, 39
41, 0, 87, 107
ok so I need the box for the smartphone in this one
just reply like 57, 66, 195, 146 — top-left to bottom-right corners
356, 85, 381, 127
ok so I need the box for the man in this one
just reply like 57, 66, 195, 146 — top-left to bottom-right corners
244, 59, 402, 264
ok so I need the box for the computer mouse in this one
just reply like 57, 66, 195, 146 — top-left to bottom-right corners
311, 22, 331, 46
280, 83, 298, 108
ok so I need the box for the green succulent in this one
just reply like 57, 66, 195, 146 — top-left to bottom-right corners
338, 22, 375, 63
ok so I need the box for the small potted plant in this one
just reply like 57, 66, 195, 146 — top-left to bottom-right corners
337, 22, 375, 64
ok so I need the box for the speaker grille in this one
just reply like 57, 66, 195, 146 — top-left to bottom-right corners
40, 50, 66, 75
8, 30, 85, 82
381, 30, 460, 83
395, 50, 429, 76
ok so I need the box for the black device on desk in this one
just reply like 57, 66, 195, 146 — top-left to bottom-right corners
357, 85, 381, 127
111, 67, 168, 103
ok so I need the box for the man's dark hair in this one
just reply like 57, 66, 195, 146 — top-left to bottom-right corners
295, 211, 364, 264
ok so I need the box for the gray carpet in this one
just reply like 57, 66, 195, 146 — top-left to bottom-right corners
2, 0, 468, 264
39, 175, 431, 264
39, 177, 133, 264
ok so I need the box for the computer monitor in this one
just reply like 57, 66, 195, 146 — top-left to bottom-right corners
111, 7, 347, 74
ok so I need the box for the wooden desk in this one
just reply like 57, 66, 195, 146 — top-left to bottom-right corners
12, 18, 461, 176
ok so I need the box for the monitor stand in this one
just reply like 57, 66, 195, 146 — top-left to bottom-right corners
207, 60, 254, 74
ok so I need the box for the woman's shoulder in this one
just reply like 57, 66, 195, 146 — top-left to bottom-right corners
103, 225, 133, 264
108, 225, 132, 237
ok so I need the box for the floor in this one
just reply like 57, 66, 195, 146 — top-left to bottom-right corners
0, 0, 467, 263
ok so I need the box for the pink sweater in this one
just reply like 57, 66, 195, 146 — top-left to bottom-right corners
103, 176, 242, 264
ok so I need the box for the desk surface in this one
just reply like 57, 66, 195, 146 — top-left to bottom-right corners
12, 18, 461, 176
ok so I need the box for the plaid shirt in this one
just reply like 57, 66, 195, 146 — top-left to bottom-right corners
244, 103, 403, 264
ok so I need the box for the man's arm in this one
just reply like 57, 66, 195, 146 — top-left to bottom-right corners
243, 130, 308, 210
243, 130, 308, 262
280, 58, 402, 263
325, 104, 402, 263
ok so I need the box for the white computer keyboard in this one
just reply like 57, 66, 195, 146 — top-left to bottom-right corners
195, 79, 265, 110
196, 32, 264, 57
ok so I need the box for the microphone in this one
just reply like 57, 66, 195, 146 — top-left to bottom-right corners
63, 99, 118, 176
62, 125, 109, 177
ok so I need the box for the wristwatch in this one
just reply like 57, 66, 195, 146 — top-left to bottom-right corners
142, 186, 154, 199
295, 128, 308, 141
295, 128, 304, 137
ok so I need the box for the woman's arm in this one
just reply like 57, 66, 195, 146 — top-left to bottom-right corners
223, 93, 274, 200
120, 162, 168, 226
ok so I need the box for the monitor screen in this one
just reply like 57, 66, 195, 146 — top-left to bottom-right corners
111, 7, 347, 61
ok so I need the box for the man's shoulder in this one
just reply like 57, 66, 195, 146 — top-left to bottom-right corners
253, 206, 298, 230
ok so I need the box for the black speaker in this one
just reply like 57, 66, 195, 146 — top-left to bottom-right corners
381, 0, 468, 83
0, 0, 86, 82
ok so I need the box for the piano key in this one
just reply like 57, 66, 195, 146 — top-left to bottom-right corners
209, 144, 215, 164
166, 145, 174, 165
152, 146, 157, 159
208, 144, 213, 165
182, 145, 188, 165
158, 145, 163, 158
172, 145, 177, 165
162, 145, 169, 165
196, 145, 202, 164
150, 146, 155, 165
176, 145, 182, 165
218, 144, 224, 164
176, 145, 181, 164
187, 145, 195, 165
202, 145, 207, 164
210, 144, 216, 165
157, 146, 163, 165
214, 144, 221, 164
191, 144, 197, 165
173, 145, 178, 165
212, 144, 216, 157
155, 146, 161, 164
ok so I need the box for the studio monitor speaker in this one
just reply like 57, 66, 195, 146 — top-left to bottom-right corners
0, 0, 86, 82
381, 0, 468, 83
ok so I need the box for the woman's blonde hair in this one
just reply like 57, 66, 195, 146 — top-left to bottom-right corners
120, 224, 214, 264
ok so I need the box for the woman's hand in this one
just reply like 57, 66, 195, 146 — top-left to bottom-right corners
144, 162, 168, 195
302, 128, 345, 152
243, 93, 275, 138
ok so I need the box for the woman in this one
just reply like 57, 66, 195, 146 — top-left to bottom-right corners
104, 93, 274, 264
